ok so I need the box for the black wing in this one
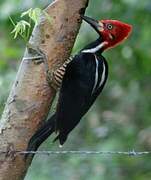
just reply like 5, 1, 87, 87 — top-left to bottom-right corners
55, 53, 108, 145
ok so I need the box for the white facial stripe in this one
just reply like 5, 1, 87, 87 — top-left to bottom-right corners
92, 55, 99, 94
82, 42, 108, 53
98, 61, 106, 88
109, 33, 114, 40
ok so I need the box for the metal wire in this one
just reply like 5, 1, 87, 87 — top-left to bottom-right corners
0, 150, 151, 156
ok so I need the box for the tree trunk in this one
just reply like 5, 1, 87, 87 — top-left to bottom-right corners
0, 0, 89, 179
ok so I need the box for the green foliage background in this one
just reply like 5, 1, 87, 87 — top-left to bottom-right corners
0, 0, 151, 179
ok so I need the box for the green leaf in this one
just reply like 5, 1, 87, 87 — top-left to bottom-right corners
11, 20, 30, 39
21, 8, 42, 25
10, 8, 52, 41
29, 8, 42, 25
21, 8, 32, 17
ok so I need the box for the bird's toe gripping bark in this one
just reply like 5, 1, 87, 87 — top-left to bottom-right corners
25, 43, 47, 65
25, 43, 72, 90
25, 43, 59, 90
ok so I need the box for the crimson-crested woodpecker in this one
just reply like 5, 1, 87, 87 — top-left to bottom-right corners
27, 15, 132, 152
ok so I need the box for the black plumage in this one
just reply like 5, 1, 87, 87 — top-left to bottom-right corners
27, 38, 108, 152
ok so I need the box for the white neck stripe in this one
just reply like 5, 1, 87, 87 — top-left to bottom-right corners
82, 42, 108, 53
99, 61, 106, 88
92, 55, 99, 94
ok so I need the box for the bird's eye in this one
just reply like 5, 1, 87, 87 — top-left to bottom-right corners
107, 24, 113, 30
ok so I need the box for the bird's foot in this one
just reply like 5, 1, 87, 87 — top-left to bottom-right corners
25, 43, 72, 91
25, 43, 58, 90
25, 43, 59, 90
23, 43, 47, 65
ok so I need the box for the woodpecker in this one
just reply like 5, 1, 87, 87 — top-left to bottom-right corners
27, 15, 132, 152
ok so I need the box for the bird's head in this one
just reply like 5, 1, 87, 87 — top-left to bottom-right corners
81, 15, 132, 51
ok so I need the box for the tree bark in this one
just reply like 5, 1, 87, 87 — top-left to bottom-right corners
0, 0, 89, 179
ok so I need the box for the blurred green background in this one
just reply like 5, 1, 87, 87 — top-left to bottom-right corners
0, 0, 151, 179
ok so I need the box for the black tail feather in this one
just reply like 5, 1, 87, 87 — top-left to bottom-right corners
53, 133, 67, 146
25, 114, 56, 159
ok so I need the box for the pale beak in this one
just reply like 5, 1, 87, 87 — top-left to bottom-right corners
81, 15, 103, 34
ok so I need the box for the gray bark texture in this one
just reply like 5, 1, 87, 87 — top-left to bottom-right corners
0, 0, 89, 179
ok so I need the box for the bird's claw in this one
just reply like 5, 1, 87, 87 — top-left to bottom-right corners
26, 43, 67, 91
33, 58, 44, 65
26, 43, 46, 65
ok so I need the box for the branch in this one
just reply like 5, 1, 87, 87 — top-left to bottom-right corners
0, 0, 89, 179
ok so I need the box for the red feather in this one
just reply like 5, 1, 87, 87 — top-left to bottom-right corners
99, 20, 132, 50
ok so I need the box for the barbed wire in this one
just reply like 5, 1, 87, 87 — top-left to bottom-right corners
0, 149, 151, 157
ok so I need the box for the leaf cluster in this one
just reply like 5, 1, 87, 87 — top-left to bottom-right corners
10, 8, 51, 42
